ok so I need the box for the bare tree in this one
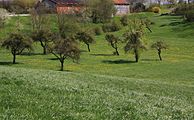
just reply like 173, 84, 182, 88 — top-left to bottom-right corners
86, 0, 116, 23
30, 10, 50, 31
57, 14, 80, 39
30, 10, 52, 54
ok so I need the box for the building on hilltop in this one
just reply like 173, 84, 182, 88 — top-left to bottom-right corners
36, 0, 83, 14
114, 0, 130, 15
36, 0, 131, 15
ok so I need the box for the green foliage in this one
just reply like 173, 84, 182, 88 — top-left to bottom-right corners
131, 2, 146, 12
30, 12, 51, 31
30, 12, 53, 55
105, 34, 120, 55
102, 21, 121, 33
146, 4, 160, 12
49, 37, 80, 71
151, 41, 168, 50
152, 7, 161, 13
0, 8, 7, 28
120, 15, 129, 26
31, 29, 54, 55
3, 0, 37, 14
151, 41, 168, 61
0, 13, 194, 119
93, 27, 103, 36
57, 14, 80, 38
14, 0, 37, 8
0, 16, 5, 28
173, 4, 194, 21
1, 32, 33, 64
124, 30, 146, 62
87, 0, 116, 23
142, 18, 153, 33
76, 31, 95, 52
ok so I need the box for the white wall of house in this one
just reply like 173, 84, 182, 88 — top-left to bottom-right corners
115, 5, 130, 15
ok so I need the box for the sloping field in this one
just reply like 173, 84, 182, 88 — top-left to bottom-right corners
1, 12, 194, 119
0, 66, 193, 119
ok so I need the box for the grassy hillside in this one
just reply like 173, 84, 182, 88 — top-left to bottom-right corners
0, 12, 194, 119
0, 13, 194, 82
0, 66, 193, 119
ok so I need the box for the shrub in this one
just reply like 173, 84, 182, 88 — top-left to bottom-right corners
152, 7, 161, 13
120, 15, 129, 26
131, 2, 146, 12
0, 17, 5, 28
173, 4, 189, 15
1, 0, 36, 14
185, 10, 194, 22
146, 4, 160, 12
102, 21, 121, 33
93, 27, 103, 35
173, 4, 194, 22
0, 8, 8, 28
8, 4, 28, 14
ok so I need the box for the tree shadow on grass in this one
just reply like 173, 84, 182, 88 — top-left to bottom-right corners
80, 50, 88, 53
141, 59, 159, 62
102, 59, 136, 64
20, 52, 44, 56
160, 21, 186, 27
0, 62, 22, 65
57, 69, 72, 72
168, 21, 186, 26
48, 58, 58, 61
90, 54, 114, 57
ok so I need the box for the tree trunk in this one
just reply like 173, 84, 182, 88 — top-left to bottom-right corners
40, 41, 47, 55
115, 48, 119, 56
13, 54, 16, 64
158, 49, 162, 61
134, 49, 139, 62
60, 60, 64, 71
92, 12, 97, 23
146, 27, 152, 33
43, 46, 47, 55
87, 44, 90, 52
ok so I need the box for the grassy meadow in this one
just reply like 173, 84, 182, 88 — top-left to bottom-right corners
0, 12, 194, 119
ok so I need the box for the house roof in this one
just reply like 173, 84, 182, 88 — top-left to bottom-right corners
44, 0, 130, 5
46, 0, 82, 5
113, 0, 130, 5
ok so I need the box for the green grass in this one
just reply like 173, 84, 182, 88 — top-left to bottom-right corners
0, 66, 193, 119
0, 13, 194, 119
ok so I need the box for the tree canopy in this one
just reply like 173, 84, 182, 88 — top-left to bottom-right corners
76, 31, 95, 52
124, 30, 146, 62
31, 29, 54, 55
151, 41, 168, 61
1, 32, 33, 64
86, 0, 116, 23
49, 37, 80, 71
105, 34, 120, 56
